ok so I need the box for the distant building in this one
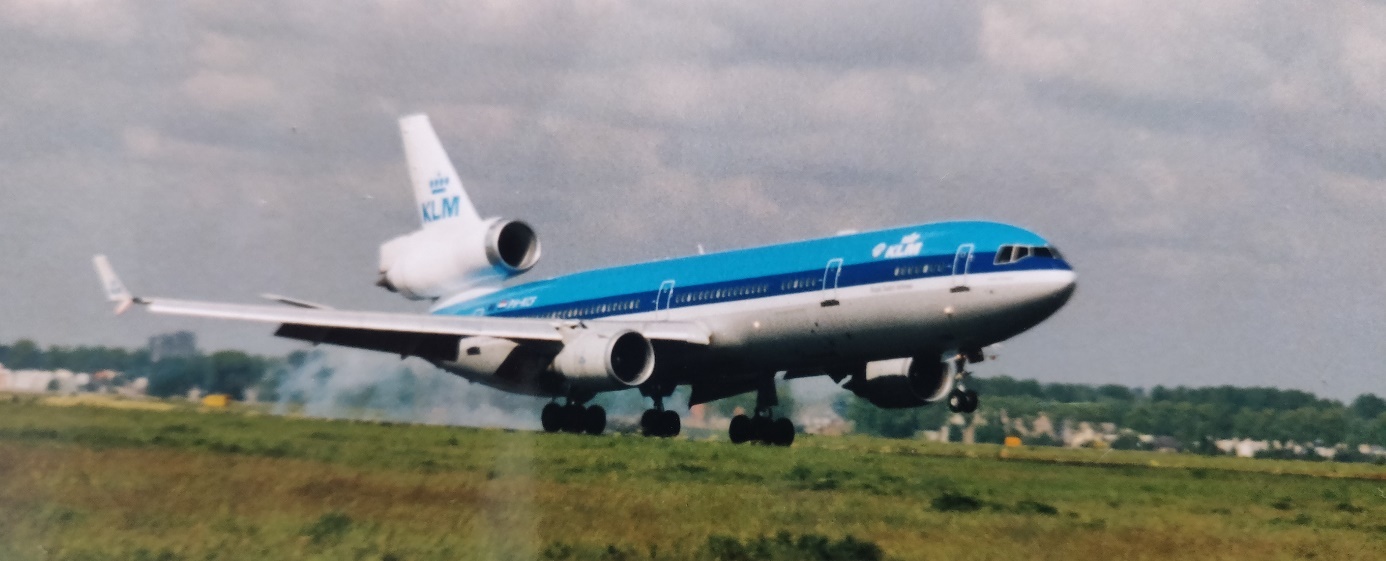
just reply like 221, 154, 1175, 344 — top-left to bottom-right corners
149, 331, 197, 362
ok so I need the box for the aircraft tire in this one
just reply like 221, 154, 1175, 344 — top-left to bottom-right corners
772, 418, 795, 447
640, 409, 658, 437
729, 414, 752, 444
541, 403, 563, 433
750, 415, 773, 443
948, 390, 966, 413
561, 404, 586, 433
660, 410, 681, 438
584, 405, 607, 435
962, 390, 979, 414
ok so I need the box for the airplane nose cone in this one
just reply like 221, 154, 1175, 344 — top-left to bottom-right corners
1050, 269, 1077, 307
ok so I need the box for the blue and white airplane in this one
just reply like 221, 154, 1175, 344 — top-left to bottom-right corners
94, 114, 1075, 446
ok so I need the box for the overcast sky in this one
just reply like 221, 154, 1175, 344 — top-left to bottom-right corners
1, 1, 1382, 400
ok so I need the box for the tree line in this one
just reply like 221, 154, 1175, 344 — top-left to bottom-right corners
0, 339, 281, 400
842, 374, 1386, 451
5, 339, 1383, 451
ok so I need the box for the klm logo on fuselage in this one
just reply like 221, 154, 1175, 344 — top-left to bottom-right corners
872, 232, 923, 259
421, 196, 461, 223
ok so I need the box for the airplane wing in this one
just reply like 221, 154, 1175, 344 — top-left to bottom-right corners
92, 256, 712, 361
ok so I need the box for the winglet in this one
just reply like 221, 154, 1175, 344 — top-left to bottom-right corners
92, 255, 136, 315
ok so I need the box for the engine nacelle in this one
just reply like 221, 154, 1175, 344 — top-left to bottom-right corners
378, 218, 540, 300
551, 330, 655, 390
844, 357, 953, 409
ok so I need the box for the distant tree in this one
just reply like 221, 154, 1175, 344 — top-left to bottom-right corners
841, 394, 950, 439
1109, 433, 1142, 450
206, 351, 266, 399
146, 355, 212, 398
5, 339, 44, 370
972, 412, 1007, 444
1097, 384, 1136, 401
1350, 394, 1386, 421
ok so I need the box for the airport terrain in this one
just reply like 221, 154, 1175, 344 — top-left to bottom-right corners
0, 395, 1382, 561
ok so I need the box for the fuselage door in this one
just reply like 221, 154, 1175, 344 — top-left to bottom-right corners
655, 280, 676, 320
950, 244, 974, 293
821, 258, 843, 307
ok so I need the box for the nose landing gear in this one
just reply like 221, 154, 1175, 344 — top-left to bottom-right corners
947, 355, 980, 414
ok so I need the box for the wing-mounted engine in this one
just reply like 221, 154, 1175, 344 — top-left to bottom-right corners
436, 328, 654, 396
377, 217, 540, 300
842, 356, 953, 409
550, 330, 655, 390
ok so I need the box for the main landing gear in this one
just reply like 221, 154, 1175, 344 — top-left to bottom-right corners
541, 401, 607, 435
640, 393, 681, 438
728, 378, 795, 446
947, 354, 980, 414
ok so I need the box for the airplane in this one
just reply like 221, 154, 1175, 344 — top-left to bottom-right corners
94, 113, 1076, 446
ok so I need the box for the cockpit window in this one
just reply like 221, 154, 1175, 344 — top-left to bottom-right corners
995, 244, 1060, 265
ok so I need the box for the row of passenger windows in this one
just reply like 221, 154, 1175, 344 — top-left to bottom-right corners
893, 263, 939, 278
674, 283, 769, 304
995, 244, 1061, 265
541, 298, 641, 319
779, 276, 821, 291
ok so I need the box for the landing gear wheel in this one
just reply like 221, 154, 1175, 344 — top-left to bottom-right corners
640, 409, 657, 436
771, 418, 795, 447
750, 415, 773, 443
541, 403, 563, 433
659, 410, 681, 438
583, 405, 607, 435
961, 389, 979, 414
729, 414, 752, 444
561, 404, 586, 433
948, 390, 967, 413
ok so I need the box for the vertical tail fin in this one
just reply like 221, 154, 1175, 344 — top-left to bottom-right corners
399, 114, 482, 228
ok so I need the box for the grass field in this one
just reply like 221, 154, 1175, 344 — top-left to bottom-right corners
0, 394, 1383, 561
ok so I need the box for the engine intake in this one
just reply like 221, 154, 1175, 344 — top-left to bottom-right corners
487, 219, 541, 273
844, 357, 952, 409
551, 330, 655, 390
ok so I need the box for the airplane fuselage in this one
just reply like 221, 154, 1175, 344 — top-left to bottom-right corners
433, 220, 1075, 395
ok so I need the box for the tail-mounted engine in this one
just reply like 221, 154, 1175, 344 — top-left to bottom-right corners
843, 356, 953, 409
377, 218, 541, 300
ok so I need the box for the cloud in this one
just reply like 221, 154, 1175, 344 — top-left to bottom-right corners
0, 0, 139, 44
180, 70, 279, 112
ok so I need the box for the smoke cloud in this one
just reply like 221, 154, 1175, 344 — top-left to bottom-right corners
270, 348, 545, 430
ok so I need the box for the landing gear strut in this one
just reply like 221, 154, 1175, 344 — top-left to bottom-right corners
640, 393, 681, 438
947, 355, 979, 414
728, 377, 795, 446
541, 400, 607, 435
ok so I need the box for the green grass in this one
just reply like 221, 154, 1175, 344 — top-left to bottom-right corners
0, 394, 1383, 560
